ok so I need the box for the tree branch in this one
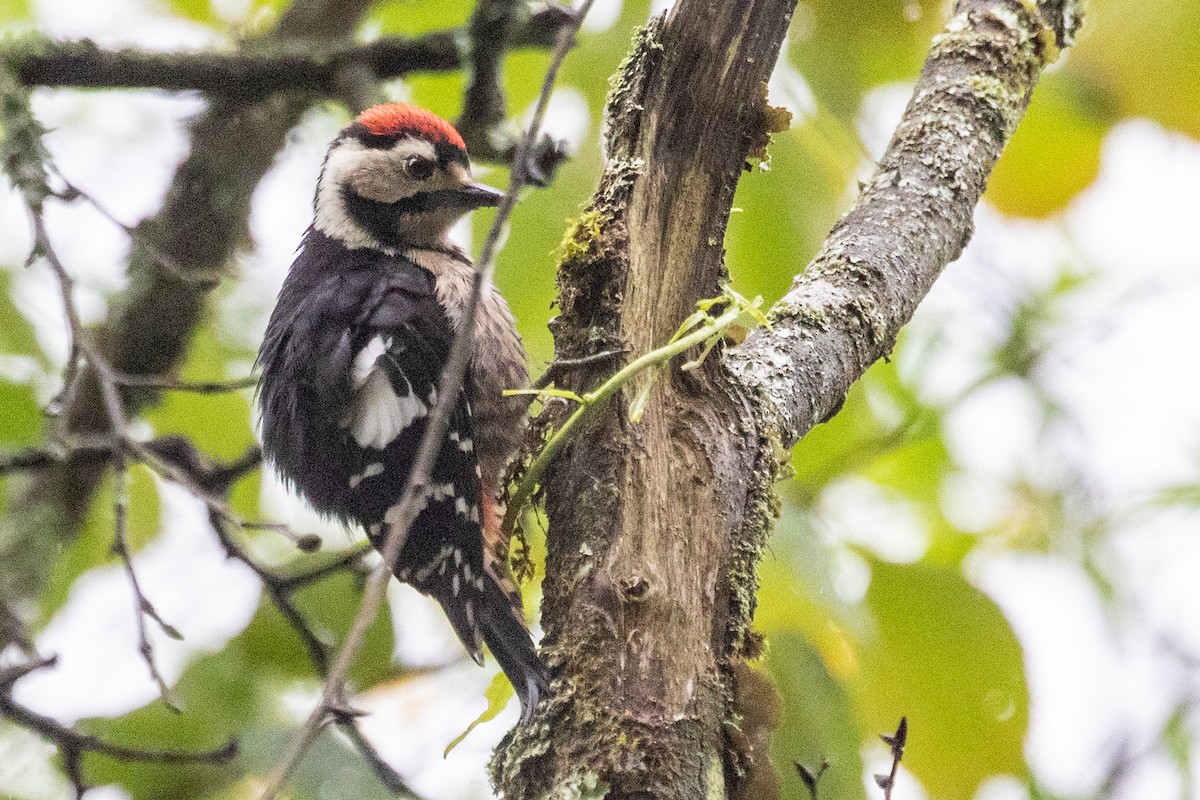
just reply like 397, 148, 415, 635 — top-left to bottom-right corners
0, 658, 237, 800
726, 0, 1081, 448
493, 1, 797, 796
453, 0, 571, 182
494, 1, 1080, 799
5, 6, 573, 97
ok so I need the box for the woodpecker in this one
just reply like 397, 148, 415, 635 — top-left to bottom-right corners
256, 103, 546, 719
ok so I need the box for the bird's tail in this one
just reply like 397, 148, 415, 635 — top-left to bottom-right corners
430, 559, 548, 722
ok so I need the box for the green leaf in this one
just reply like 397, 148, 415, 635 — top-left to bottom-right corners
166, 0, 220, 26
0, 379, 42, 447
768, 635, 868, 800
236, 548, 374, 682
373, 0, 473, 35
1071, 0, 1200, 138
848, 560, 1029, 798
786, 0, 944, 120
0, 271, 45, 448
288, 568, 396, 689
987, 72, 1106, 217
444, 670, 514, 757
728, 110, 858, 308
0, 0, 31, 23
786, 369, 897, 503
142, 322, 255, 462
81, 648, 256, 799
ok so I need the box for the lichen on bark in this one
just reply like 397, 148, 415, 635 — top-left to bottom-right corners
496, 2, 1082, 799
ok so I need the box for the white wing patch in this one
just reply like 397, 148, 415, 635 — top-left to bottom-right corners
345, 335, 429, 449
351, 335, 390, 387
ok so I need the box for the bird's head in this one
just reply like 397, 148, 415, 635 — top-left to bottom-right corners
313, 103, 501, 251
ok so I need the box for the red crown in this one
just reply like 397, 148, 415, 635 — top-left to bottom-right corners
356, 103, 466, 151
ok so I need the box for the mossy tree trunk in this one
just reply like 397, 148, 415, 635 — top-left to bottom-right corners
492, 2, 797, 798
493, 1, 1081, 798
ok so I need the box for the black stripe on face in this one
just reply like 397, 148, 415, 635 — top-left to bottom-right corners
341, 185, 497, 247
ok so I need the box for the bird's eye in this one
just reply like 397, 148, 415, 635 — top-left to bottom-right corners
404, 156, 436, 181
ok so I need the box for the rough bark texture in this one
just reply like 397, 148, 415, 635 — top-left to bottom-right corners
492, 2, 796, 798
0, 0, 375, 621
495, 1, 1080, 798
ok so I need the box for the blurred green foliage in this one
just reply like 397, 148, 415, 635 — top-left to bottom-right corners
1, 0, 1198, 799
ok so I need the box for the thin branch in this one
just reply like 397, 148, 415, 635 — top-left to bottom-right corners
29, 197, 347, 724
52, 174, 218, 288
256, 4, 596, 797
278, 545, 373, 591
2, 0, 380, 595
3, 3, 425, 790
31, 211, 181, 709
874, 717, 908, 800
112, 373, 257, 393
794, 759, 828, 800
108, 450, 182, 710
455, 0, 572, 181
28, 214, 84, 414
6, 6, 574, 98
188, 463, 410, 793
0, 442, 113, 475
459, 0, 524, 136
0, 658, 237, 800
145, 432, 411, 793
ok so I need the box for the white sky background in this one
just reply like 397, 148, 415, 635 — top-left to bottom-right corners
1, 1, 1198, 799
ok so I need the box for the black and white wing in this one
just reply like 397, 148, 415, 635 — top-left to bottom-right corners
257, 242, 545, 718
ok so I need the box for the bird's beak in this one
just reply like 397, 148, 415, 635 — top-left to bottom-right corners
453, 182, 504, 209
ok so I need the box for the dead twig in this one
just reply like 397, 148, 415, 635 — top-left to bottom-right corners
794, 759, 829, 800
31, 212, 180, 709
0, 658, 237, 800
874, 717, 908, 800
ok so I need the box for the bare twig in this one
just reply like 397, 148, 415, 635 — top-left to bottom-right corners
143, 431, 410, 792
28, 197, 344, 724
460, 0, 523, 135
874, 717, 908, 800
30, 212, 182, 709
0, 442, 113, 475
53, 174, 218, 288
0, 658, 237, 800
256, 4, 595, 797
794, 759, 829, 800
113, 372, 257, 393
456, 1, 573, 181
28, 215, 84, 414
4, 0, 382, 591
